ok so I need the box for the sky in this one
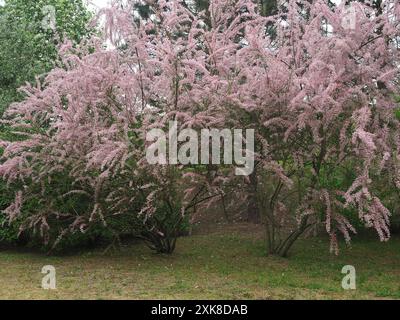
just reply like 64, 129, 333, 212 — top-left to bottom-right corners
87, 0, 111, 11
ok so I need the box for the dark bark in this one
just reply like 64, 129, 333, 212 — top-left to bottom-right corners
246, 171, 261, 223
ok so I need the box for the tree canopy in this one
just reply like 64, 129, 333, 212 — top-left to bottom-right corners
0, 0, 92, 114
0, 0, 399, 256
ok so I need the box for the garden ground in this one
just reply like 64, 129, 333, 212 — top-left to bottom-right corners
0, 223, 399, 299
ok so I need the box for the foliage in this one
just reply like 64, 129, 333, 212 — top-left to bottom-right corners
0, 0, 94, 249
0, 0, 399, 258
0, 0, 92, 114
196, 0, 400, 256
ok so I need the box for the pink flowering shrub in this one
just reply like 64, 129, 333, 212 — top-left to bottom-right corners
1, 0, 400, 256
197, 0, 400, 255
0, 1, 217, 253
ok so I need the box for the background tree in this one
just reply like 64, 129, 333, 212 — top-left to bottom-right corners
0, 0, 92, 115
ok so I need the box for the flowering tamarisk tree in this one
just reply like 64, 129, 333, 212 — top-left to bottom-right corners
0, 1, 215, 252
197, 0, 400, 255
1, 0, 400, 256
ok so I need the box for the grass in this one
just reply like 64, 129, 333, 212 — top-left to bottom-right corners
0, 223, 399, 299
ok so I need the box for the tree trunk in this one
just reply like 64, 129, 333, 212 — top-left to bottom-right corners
247, 196, 261, 223
245, 172, 261, 223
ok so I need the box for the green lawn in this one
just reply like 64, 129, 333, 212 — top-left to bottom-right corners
0, 223, 399, 299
